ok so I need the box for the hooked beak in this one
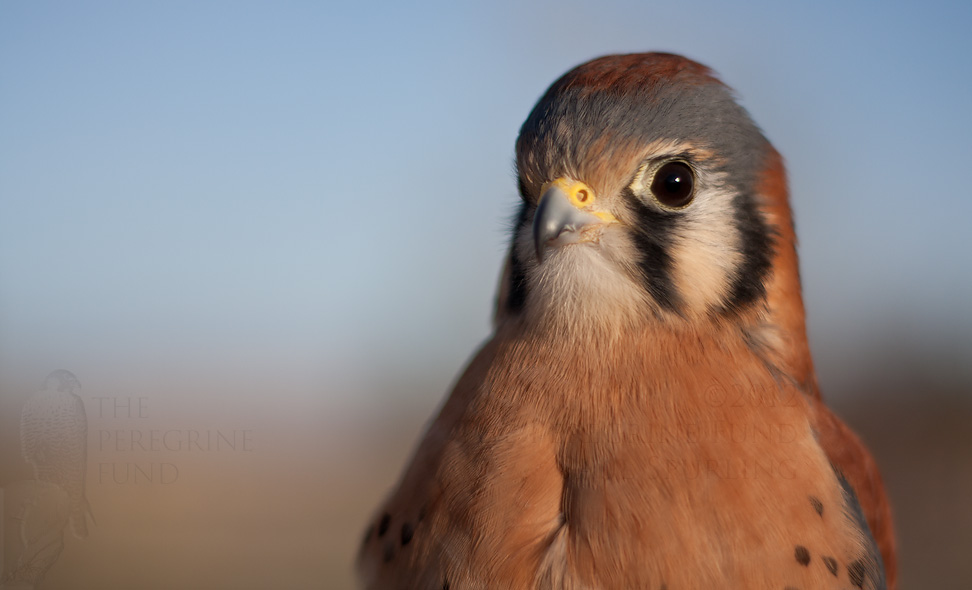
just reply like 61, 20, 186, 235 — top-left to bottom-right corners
531, 178, 616, 262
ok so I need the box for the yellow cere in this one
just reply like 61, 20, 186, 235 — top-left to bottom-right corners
548, 177, 618, 223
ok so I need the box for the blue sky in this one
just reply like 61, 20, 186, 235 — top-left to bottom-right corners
2, 1, 970, 409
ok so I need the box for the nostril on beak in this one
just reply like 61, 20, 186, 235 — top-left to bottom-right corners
531, 185, 606, 263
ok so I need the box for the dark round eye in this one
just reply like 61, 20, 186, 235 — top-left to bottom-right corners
650, 161, 695, 208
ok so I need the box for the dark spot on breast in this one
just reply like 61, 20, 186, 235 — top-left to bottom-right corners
848, 559, 866, 588
382, 542, 394, 563
794, 545, 810, 566
401, 522, 414, 546
442, 581, 450, 590
378, 513, 391, 537
362, 524, 374, 545
822, 556, 838, 576
809, 496, 823, 516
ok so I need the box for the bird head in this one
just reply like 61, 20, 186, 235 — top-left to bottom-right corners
44, 369, 82, 395
496, 53, 811, 381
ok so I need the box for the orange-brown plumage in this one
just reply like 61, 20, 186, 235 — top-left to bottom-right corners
753, 133, 897, 587
812, 397, 898, 587
358, 52, 895, 589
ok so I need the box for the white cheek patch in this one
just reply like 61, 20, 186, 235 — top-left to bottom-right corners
621, 142, 744, 316
516, 226, 651, 331
667, 171, 743, 316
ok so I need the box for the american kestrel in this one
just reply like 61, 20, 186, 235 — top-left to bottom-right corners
358, 53, 896, 589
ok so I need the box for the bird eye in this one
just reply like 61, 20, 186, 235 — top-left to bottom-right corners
650, 161, 695, 208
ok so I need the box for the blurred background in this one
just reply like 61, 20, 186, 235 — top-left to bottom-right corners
1, 1, 970, 588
